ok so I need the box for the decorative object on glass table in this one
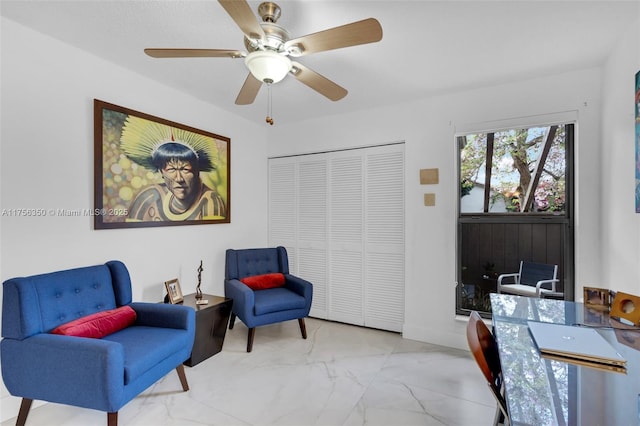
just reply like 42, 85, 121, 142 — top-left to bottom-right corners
584, 287, 612, 311
610, 291, 640, 326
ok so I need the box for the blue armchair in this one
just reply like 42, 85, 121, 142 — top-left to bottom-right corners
1, 261, 195, 426
225, 247, 313, 352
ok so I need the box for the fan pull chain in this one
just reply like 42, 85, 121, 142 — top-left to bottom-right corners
265, 81, 274, 126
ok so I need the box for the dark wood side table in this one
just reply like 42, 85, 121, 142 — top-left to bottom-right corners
180, 293, 233, 367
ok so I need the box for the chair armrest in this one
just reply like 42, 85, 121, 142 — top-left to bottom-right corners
535, 279, 560, 295
129, 302, 194, 330
284, 274, 313, 298
497, 273, 519, 286
1, 334, 124, 408
225, 279, 255, 320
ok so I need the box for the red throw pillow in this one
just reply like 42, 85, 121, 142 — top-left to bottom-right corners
240, 273, 286, 290
51, 305, 137, 338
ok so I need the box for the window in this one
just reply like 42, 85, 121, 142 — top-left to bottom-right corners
460, 125, 567, 214
457, 123, 574, 317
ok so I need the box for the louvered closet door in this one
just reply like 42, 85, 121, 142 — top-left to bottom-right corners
269, 158, 296, 243
364, 147, 405, 332
268, 158, 299, 274
297, 157, 328, 319
269, 156, 330, 319
269, 143, 404, 332
329, 153, 364, 325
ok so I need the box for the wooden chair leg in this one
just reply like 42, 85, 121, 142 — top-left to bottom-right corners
16, 398, 33, 426
298, 318, 307, 339
247, 327, 255, 352
175, 364, 189, 391
229, 313, 236, 329
107, 411, 118, 426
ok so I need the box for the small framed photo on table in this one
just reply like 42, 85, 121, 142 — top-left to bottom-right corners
164, 278, 184, 304
584, 287, 611, 311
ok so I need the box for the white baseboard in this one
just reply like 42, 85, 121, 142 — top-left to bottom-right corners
402, 321, 468, 351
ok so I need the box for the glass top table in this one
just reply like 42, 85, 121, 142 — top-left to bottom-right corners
490, 293, 640, 426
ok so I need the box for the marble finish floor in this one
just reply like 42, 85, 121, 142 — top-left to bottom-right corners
2, 318, 497, 426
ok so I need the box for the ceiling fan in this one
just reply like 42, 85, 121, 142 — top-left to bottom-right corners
145, 0, 383, 110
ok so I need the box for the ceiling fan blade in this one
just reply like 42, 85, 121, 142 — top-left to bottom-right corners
290, 61, 347, 101
235, 73, 262, 105
145, 48, 244, 58
284, 18, 382, 57
218, 0, 265, 41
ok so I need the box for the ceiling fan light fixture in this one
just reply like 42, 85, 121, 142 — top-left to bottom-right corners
245, 50, 291, 84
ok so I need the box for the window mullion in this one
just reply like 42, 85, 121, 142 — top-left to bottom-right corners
522, 125, 558, 211
483, 133, 495, 212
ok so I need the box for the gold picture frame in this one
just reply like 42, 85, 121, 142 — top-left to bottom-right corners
164, 278, 184, 304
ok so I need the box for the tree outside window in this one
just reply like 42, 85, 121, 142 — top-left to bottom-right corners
460, 125, 566, 214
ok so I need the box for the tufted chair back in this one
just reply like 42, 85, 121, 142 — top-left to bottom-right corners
2, 260, 132, 340
225, 246, 290, 280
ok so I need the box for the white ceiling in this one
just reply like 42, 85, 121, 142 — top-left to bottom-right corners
2, 1, 639, 125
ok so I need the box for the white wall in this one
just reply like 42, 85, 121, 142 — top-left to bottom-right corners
268, 67, 604, 350
1, 18, 268, 420
599, 17, 640, 413
601, 16, 640, 294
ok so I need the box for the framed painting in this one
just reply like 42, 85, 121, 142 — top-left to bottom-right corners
94, 99, 230, 229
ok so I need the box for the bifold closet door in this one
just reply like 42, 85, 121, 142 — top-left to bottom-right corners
328, 153, 365, 325
268, 156, 330, 319
363, 148, 404, 332
268, 143, 404, 332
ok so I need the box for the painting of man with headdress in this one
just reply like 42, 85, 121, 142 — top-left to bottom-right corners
94, 100, 230, 229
